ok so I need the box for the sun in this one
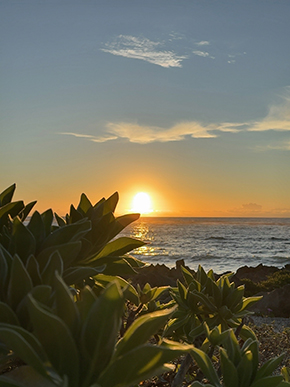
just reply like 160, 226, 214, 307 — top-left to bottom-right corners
131, 192, 153, 214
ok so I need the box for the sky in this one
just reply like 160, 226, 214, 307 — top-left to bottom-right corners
1, 0, 290, 217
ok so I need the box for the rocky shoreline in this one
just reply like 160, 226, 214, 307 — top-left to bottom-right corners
126, 260, 290, 318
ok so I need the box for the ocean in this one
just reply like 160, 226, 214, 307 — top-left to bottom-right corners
120, 217, 290, 274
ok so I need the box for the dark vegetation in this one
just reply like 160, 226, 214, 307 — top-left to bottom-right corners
242, 270, 290, 297
0, 183, 289, 387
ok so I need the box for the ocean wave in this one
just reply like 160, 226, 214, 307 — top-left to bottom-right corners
269, 237, 289, 241
205, 236, 227, 241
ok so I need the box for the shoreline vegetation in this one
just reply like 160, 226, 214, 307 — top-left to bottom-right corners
1, 184, 290, 386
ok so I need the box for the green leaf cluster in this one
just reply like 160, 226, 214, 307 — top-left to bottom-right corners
0, 184, 289, 387
190, 327, 289, 387
166, 265, 262, 342
0, 276, 193, 387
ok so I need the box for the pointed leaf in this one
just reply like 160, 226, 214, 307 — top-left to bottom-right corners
27, 295, 79, 387
27, 211, 46, 251
115, 307, 176, 358
19, 201, 37, 221
41, 219, 91, 250
94, 274, 139, 305
77, 286, 98, 323
54, 213, 66, 227
41, 251, 63, 285
0, 323, 52, 380
239, 296, 263, 312
81, 281, 124, 387
0, 184, 16, 206
10, 218, 36, 261
103, 192, 119, 214
77, 193, 93, 215
94, 237, 145, 260
7, 255, 33, 309
255, 353, 285, 380
26, 255, 42, 286
251, 375, 284, 387
63, 265, 105, 285
54, 272, 80, 336
99, 342, 192, 387
0, 302, 20, 325
220, 347, 238, 387
190, 347, 220, 386
41, 209, 53, 238
36, 241, 82, 270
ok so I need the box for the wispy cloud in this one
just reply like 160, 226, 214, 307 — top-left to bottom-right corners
192, 50, 215, 59
101, 35, 187, 68
227, 52, 246, 64
195, 41, 210, 46
60, 132, 117, 143
106, 122, 217, 144
250, 96, 290, 132
59, 89, 290, 148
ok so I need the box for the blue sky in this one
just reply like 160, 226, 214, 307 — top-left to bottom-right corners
1, 1, 290, 216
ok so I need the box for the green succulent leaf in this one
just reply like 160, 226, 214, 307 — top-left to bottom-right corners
103, 192, 119, 214
190, 347, 220, 386
77, 193, 93, 215
0, 248, 9, 298
115, 307, 176, 358
27, 211, 46, 251
94, 274, 139, 305
220, 347, 238, 387
98, 341, 191, 387
251, 375, 284, 387
255, 353, 285, 380
0, 302, 20, 325
41, 209, 54, 237
19, 201, 37, 222
0, 184, 16, 206
237, 350, 253, 387
54, 272, 80, 336
63, 265, 105, 286
92, 237, 145, 260
81, 281, 124, 387
7, 255, 33, 309
54, 213, 66, 227
0, 323, 52, 381
26, 255, 42, 286
0, 375, 27, 387
37, 241, 82, 270
10, 218, 36, 261
238, 296, 263, 313
41, 251, 63, 285
27, 295, 79, 387
41, 219, 91, 250
77, 286, 98, 324
0, 202, 24, 223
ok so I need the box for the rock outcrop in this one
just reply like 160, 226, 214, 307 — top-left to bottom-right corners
250, 284, 290, 318
127, 261, 290, 317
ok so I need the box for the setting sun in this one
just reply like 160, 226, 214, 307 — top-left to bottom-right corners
131, 192, 153, 214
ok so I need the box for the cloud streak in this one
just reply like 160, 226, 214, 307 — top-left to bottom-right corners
106, 122, 217, 144
60, 89, 290, 147
101, 35, 187, 68
250, 97, 290, 132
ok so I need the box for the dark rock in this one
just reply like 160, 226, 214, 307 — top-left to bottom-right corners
250, 284, 290, 318
235, 264, 279, 283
